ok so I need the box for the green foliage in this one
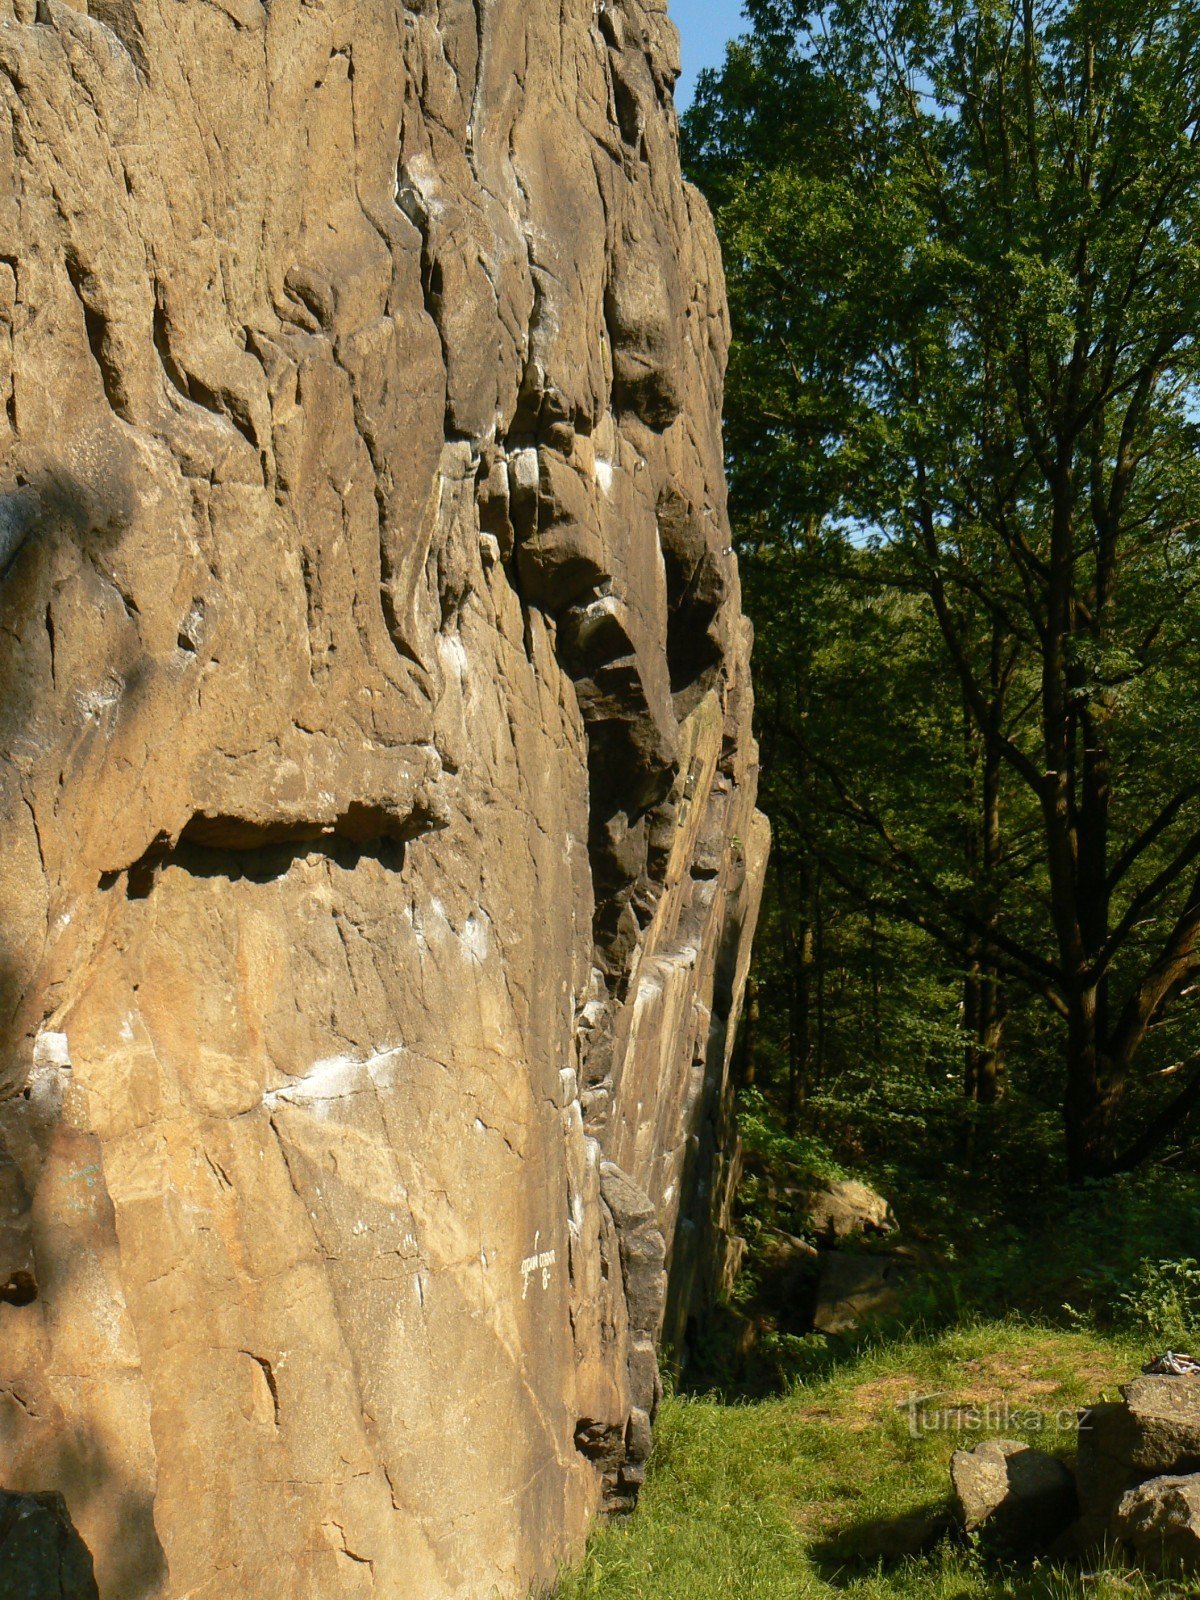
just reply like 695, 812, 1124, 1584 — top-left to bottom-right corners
685, 0, 1200, 1175
927, 1166, 1200, 1329
738, 1087, 847, 1186
1113, 1259, 1200, 1345
610, 9, 1200, 1591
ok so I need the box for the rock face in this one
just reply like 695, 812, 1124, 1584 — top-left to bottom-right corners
0, 3, 767, 1597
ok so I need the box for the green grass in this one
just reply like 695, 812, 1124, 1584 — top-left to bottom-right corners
554, 1322, 1190, 1600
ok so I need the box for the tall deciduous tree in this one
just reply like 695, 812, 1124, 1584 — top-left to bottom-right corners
686, 0, 1200, 1178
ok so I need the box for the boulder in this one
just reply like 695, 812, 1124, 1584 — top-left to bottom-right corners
804, 1179, 895, 1244
1113, 1473, 1200, 1572
755, 1231, 819, 1330
1075, 1374, 1200, 1549
1121, 1374, 1200, 1472
950, 1439, 1078, 1547
1074, 1400, 1141, 1548
0, 1491, 98, 1600
812, 1251, 909, 1335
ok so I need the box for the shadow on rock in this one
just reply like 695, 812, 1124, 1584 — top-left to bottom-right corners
0, 458, 136, 1082
0, 1489, 98, 1600
0, 1198, 170, 1600
0, 461, 133, 579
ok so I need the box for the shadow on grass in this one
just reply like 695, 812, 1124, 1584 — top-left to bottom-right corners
808, 1500, 958, 1586
681, 1296, 932, 1402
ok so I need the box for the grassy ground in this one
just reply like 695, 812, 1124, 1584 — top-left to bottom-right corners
555, 1321, 1190, 1600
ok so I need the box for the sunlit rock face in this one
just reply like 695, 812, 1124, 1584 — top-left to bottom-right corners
0, 1, 767, 1595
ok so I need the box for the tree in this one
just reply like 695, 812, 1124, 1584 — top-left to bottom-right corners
685, 0, 1200, 1179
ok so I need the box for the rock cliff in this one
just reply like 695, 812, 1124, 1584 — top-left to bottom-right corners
0, 1, 768, 1594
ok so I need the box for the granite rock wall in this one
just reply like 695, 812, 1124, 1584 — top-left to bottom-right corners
0, 1, 768, 1593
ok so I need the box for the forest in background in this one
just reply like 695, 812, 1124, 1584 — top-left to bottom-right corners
680, 0, 1200, 1252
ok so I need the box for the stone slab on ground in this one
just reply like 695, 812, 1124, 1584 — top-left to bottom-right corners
813, 1251, 909, 1335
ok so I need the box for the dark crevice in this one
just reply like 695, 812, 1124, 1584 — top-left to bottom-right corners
100, 802, 447, 897
424, 258, 445, 327
178, 804, 432, 851
396, 172, 457, 439
573, 1417, 625, 1466
87, 0, 151, 73
282, 274, 329, 332
1, 260, 16, 433
63, 250, 128, 419
613, 71, 643, 147
242, 1352, 281, 1427
0, 1269, 37, 1307
152, 294, 191, 401
87, 552, 140, 622
152, 287, 260, 459
185, 372, 259, 456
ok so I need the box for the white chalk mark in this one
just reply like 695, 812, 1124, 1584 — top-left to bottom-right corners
263, 1046, 405, 1113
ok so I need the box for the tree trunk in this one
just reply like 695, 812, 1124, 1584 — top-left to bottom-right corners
774, 851, 802, 1129
965, 954, 1005, 1104
1064, 988, 1121, 1180
962, 646, 1007, 1103
794, 855, 815, 1105
814, 862, 827, 1074
736, 973, 758, 1085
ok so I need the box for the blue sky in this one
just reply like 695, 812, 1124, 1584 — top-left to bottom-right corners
670, 0, 747, 108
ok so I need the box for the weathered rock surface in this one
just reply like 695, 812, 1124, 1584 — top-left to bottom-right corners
0, 3, 767, 1596
1121, 1373, 1200, 1470
950, 1439, 1077, 1547
1113, 1473, 1200, 1572
805, 1179, 894, 1244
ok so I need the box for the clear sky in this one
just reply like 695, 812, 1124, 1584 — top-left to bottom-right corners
670, 0, 747, 108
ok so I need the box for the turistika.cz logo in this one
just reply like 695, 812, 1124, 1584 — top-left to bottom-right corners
899, 1393, 1090, 1440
